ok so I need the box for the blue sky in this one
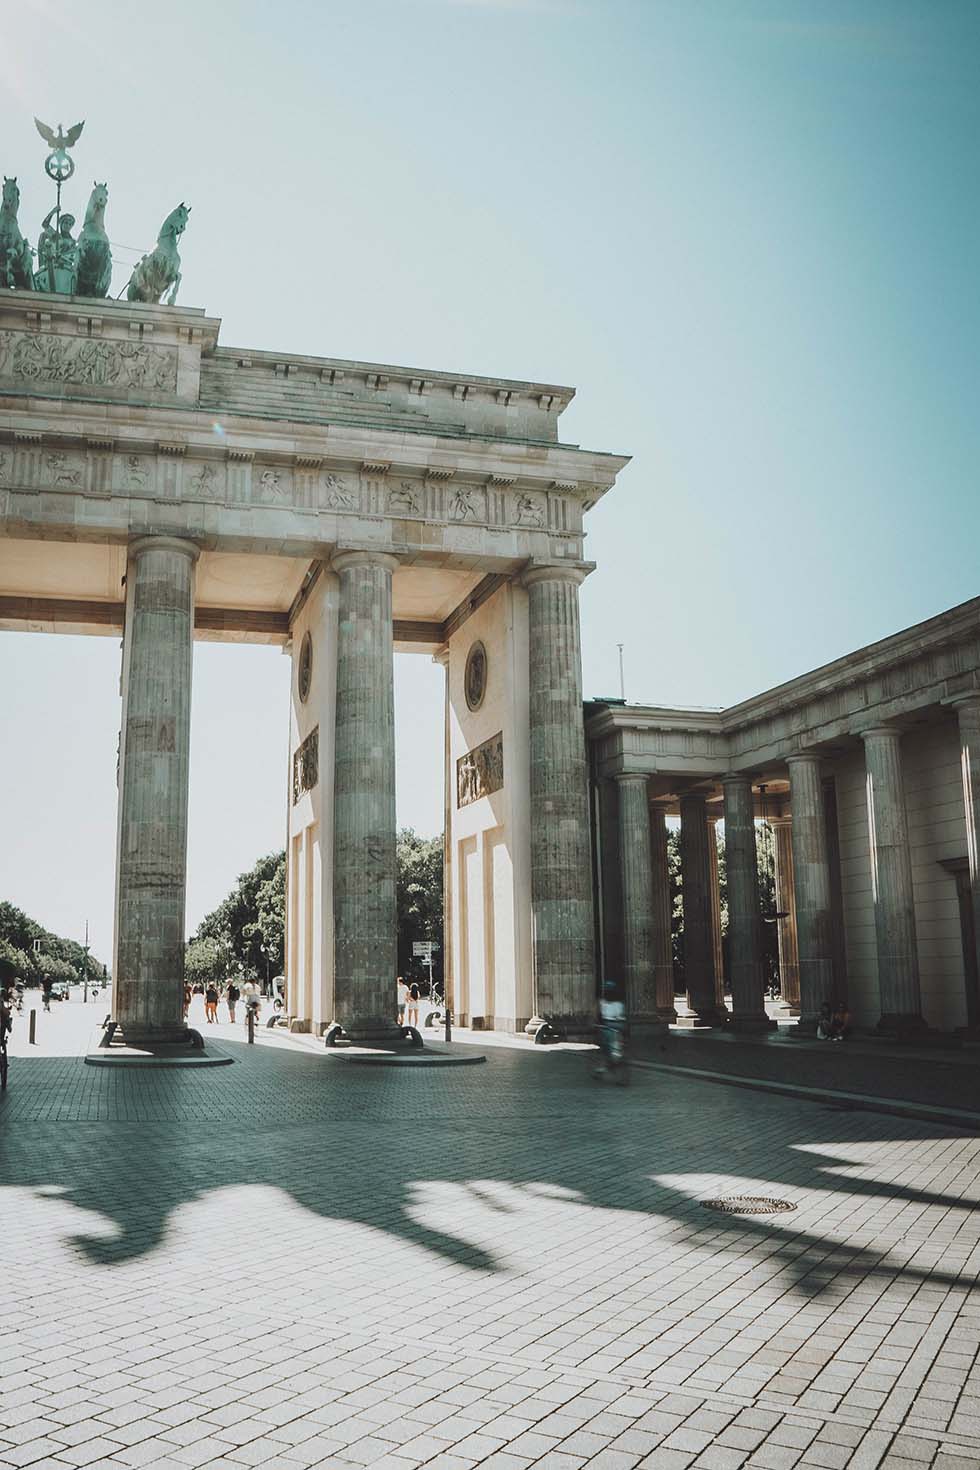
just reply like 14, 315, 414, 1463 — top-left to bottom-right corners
1, 0, 978, 962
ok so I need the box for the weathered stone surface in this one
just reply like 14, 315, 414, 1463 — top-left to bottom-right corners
614, 774, 659, 1026
786, 753, 835, 1032
722, 775, 771, 1030
680, 792, 724, 1024
952, 695, 980, 1020
861, 726, 924, 1032
332, 550, 400, 1040
525, 564, 594, 1031
114, 536, 198, 1041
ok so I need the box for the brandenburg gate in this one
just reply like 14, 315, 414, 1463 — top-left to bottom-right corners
0, 285, 627, 1045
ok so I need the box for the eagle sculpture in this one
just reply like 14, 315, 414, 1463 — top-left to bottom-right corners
34, 118, 85, 152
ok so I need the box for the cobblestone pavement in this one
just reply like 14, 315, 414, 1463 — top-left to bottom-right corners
2, 1002, 980, 1469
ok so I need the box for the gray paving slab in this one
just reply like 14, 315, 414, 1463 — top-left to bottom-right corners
1, 1009, 979, 1468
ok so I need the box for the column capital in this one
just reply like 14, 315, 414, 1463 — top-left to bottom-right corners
786, 750, 823, 767
721, 771, 753, 788
859, 724, 902, 742
128, 535, 200, 563
521, 560, 593, 590
614, 771, 649, 788
431, 647, 449, 669
331, 548, 401, 576
769, 813, 793, 829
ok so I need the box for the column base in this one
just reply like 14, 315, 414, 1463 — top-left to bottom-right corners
326, 1020, 423, 1049
876, 1012, 930, 1042
526, 1014, 594, 1043
104, 1022, 204, 1050
728, 1014, 777, 1033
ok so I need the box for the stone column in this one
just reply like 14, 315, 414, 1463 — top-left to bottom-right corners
524, 565, 595, 1033
114, 536, 198, 1042
952, 695, 980, 1016
861, 726, 924, 1034
434, 649, 454, 1023
707, 813, 726, 1010
615, 773, 660, 1028
649, 798, 677, 1022
787, 753, 835, 1032
770, 816, 800, 1012
332, 550, 400, 1041
722, 775, 772, 1030
680, 791, 724, 1023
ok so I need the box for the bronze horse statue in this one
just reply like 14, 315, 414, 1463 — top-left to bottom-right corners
125, 202, 190, 306
0, 177, 34, 290
76, 181, 112, 298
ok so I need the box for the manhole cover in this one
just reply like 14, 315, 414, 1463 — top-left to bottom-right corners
701, 1196, 797, 1215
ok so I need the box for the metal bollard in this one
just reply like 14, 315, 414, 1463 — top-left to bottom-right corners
29, 1008, 36, 1045
444, 1006, 452, 1044
247, 1007, 255, 1044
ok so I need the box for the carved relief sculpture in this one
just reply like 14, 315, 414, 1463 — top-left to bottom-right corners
515, 492, 545, 527
323, 473, 355, 509
0, 331, 177, 392
450, 486, 477, 520
464, 640, 487, 712
292, 726, 319, 803
457, 731, 504, 808
389, 481, 420, 514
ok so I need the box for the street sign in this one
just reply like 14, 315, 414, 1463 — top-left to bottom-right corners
412, 941, 440, 957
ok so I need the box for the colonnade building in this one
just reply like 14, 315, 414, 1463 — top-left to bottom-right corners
589, 599, 980, 1040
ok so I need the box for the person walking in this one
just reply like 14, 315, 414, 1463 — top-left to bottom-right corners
226, 979, 240, 1023
183, 982, 192, 1021
396, 975, 408, 1026
41, 975, 52, 1013
405, 979, 420, 1030
204, 983, 219, 1024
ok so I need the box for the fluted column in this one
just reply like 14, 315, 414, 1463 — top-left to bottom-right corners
707, 813, 725, 1010
952, 695, 980, 1023
722, 775, 772, 1029
770, 816, 800, 1012
862, 726, 924, 1033
524, 565, 595, 1031
649, 798, 677, 1022
615, 773, 661, 1028
332, 550, 400, 1040
434, 648, 454, 1021
114, 536, 198, 1041
787, 753, 835, 1032
680, 791, 725, 1023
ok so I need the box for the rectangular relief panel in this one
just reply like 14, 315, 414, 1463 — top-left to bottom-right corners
292, 726, 319, 803
457, 731, 504, 808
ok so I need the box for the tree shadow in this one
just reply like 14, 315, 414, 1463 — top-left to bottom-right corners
1, 1040, 977, 1304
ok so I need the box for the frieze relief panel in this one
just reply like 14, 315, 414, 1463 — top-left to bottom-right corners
292, 726, 319, 804
0, 331, 178, 394
457, 731, 504, 808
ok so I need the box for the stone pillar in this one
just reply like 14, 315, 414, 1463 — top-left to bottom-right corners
722, 775, 772, 1030
435, 649, 454, 1023
861, 726, 924, 1034
952, 695, 980, 1020
707, 813, 726, 1010
770, 816, 800, 1012
787, 753, 835, 1032
524, 565, 595, 1033
680, 791, 725, 1024
114, 536, 198, 1042
649, 798, 677, 1022
615, 773, 661, 1028
332, 550, 400, 1041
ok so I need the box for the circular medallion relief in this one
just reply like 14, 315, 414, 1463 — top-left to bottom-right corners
464, 640, 487, 712
298, 631, 313, 703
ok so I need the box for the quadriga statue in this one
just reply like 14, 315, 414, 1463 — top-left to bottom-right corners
125, 202, 190, 306
75, 181, 112, 298
0, 176, 34, 290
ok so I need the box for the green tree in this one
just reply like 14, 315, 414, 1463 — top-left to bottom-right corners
396, 828, 443, 983
0, 900, 105, 985
184, 936, 231, 989
192, 851, 285, 982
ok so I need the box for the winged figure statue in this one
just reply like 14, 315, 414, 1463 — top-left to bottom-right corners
34, 118, 85, 152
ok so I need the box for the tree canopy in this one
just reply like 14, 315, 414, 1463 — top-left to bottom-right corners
0, 900, 105, 987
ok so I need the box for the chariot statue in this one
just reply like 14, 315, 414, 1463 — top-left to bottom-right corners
0, 176, 34, 290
